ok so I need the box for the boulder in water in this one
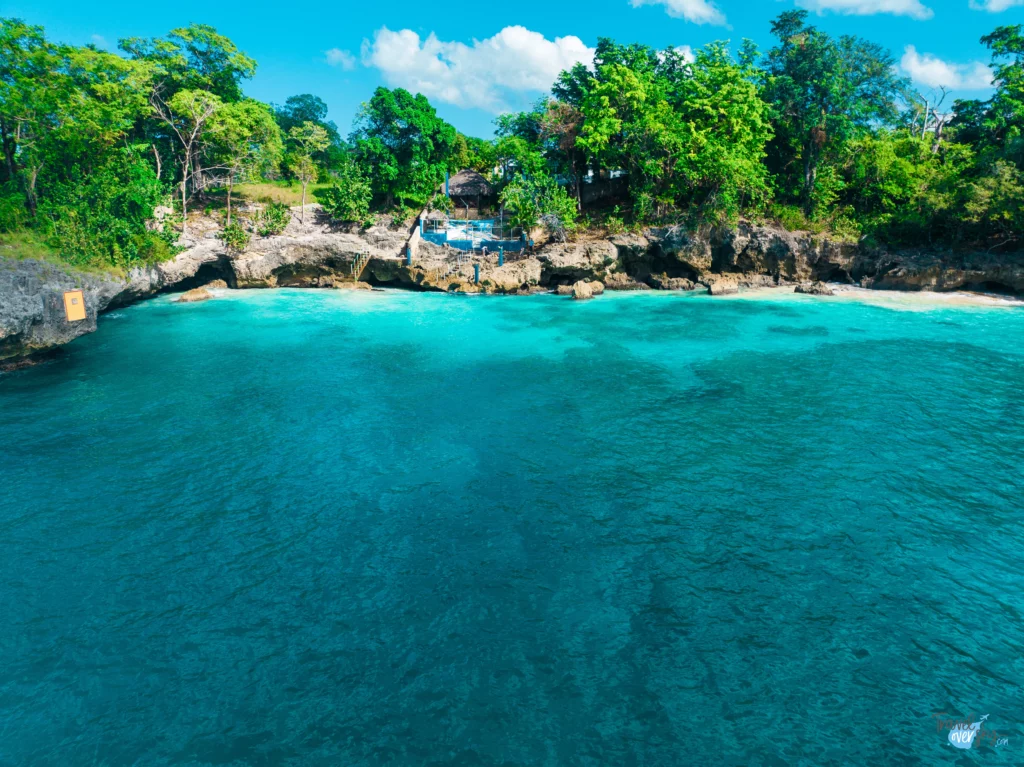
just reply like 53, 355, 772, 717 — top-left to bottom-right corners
176, 287, 213, 303
571, 280, 593, 300
795, 281, 834, 296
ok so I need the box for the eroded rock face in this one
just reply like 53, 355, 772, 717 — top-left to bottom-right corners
4, 219, 1023, 366
648, 274, 695, 291
0, 241, 225, 362
485, 259, 543, 293
536, 240, 618, 284
650, 227, 713, 275
0, 259, 118, 361
604, 272, 651, 291
857, 251, 1024, 293
230, 233, 387, 288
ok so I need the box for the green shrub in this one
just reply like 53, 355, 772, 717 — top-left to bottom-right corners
315, 158, 372, 222
39, 147, 170, 269
0, 185, 27, 233
499, 174, 578, 240
430, 193, 453, 214
254, 202, 291, 236
221, 222, 251, 253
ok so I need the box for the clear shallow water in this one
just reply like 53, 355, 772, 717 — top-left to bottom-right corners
2, 289, 1023, 766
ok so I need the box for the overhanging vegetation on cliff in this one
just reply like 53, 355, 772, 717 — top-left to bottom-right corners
0, 14, 1023, 273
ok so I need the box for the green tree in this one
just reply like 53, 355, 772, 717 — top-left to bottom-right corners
576, 44, 771, 222
213, 99, 282, 225
0, 22, 152, 214
762, 10, 907, 215
275, 93, 344, 170
499, 174, 577, 240
665, 43, 773, 220
0, 20, 49, 195
287, 121, 329, 223
350, 87, 458, 208
314, 156, 372, 223
151, 88, 222, 234
952, 26, 1023, 165
119, 23, 255, 102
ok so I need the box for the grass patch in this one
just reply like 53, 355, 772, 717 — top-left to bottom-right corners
228, 180, 332, 206
0, 230, 126, 277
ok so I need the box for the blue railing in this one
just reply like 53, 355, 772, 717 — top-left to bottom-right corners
421, 217, 524, 253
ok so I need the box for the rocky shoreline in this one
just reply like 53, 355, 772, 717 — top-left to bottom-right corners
3, 219, 1023, 369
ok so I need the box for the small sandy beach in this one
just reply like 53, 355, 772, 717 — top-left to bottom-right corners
723, 284, 1023, 311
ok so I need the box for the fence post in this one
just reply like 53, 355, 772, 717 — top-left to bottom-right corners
499, 246, 504, 267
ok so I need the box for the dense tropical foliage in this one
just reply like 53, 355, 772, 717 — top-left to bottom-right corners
1, 13, 1023, 270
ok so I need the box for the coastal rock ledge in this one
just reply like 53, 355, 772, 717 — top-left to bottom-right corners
2, 222, 1022, 367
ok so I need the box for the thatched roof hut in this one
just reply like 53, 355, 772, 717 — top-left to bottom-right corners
445, 169, 494, 198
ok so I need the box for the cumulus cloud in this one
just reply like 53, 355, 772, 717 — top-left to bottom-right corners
900, 45, 993, 90
969, 0, 1024, 11
798, 0, 933, 19
361, 26, 595, 112
629, 0, 728, 26
325, 48, 356, 70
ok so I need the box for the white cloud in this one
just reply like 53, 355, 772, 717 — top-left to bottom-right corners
90, 34, 108, 49
663, 45, 696, 63
361, 26, 595, 112
629, 0, 728, 25
325, 48, 356, 71
969, 0, 1024, 11
798, 0, 934, 19
900, 45, 993, 90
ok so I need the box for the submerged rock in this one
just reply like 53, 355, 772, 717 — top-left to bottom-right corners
176, 287, 213, 303
795, 281, 835, 296
335, 281, 373, 291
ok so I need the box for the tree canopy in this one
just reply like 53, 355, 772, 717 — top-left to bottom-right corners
2, 13, 1023, 272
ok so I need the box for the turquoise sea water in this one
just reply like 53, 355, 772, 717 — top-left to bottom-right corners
2, 289, 1023, 765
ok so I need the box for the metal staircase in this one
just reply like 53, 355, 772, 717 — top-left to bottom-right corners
433, 249, 469, 283
351, 252, 371, 280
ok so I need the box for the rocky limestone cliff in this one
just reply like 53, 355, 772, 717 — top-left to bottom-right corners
0, 240, 225, 364
2, 220, 1021, 367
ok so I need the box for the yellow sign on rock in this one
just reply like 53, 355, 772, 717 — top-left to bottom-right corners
63, 290, 86, 322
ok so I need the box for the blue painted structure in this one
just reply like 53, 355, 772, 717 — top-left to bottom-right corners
421, 218, 525, 253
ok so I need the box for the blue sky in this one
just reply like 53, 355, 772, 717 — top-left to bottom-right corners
6, 0, 1023, 137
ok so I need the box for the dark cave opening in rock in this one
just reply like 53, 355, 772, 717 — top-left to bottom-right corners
170, 257, 237, 292
813, 264, 853, 284
971, 281, 1022, 297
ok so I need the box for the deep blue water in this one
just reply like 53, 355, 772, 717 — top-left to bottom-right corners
2, 289, 1023, 766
